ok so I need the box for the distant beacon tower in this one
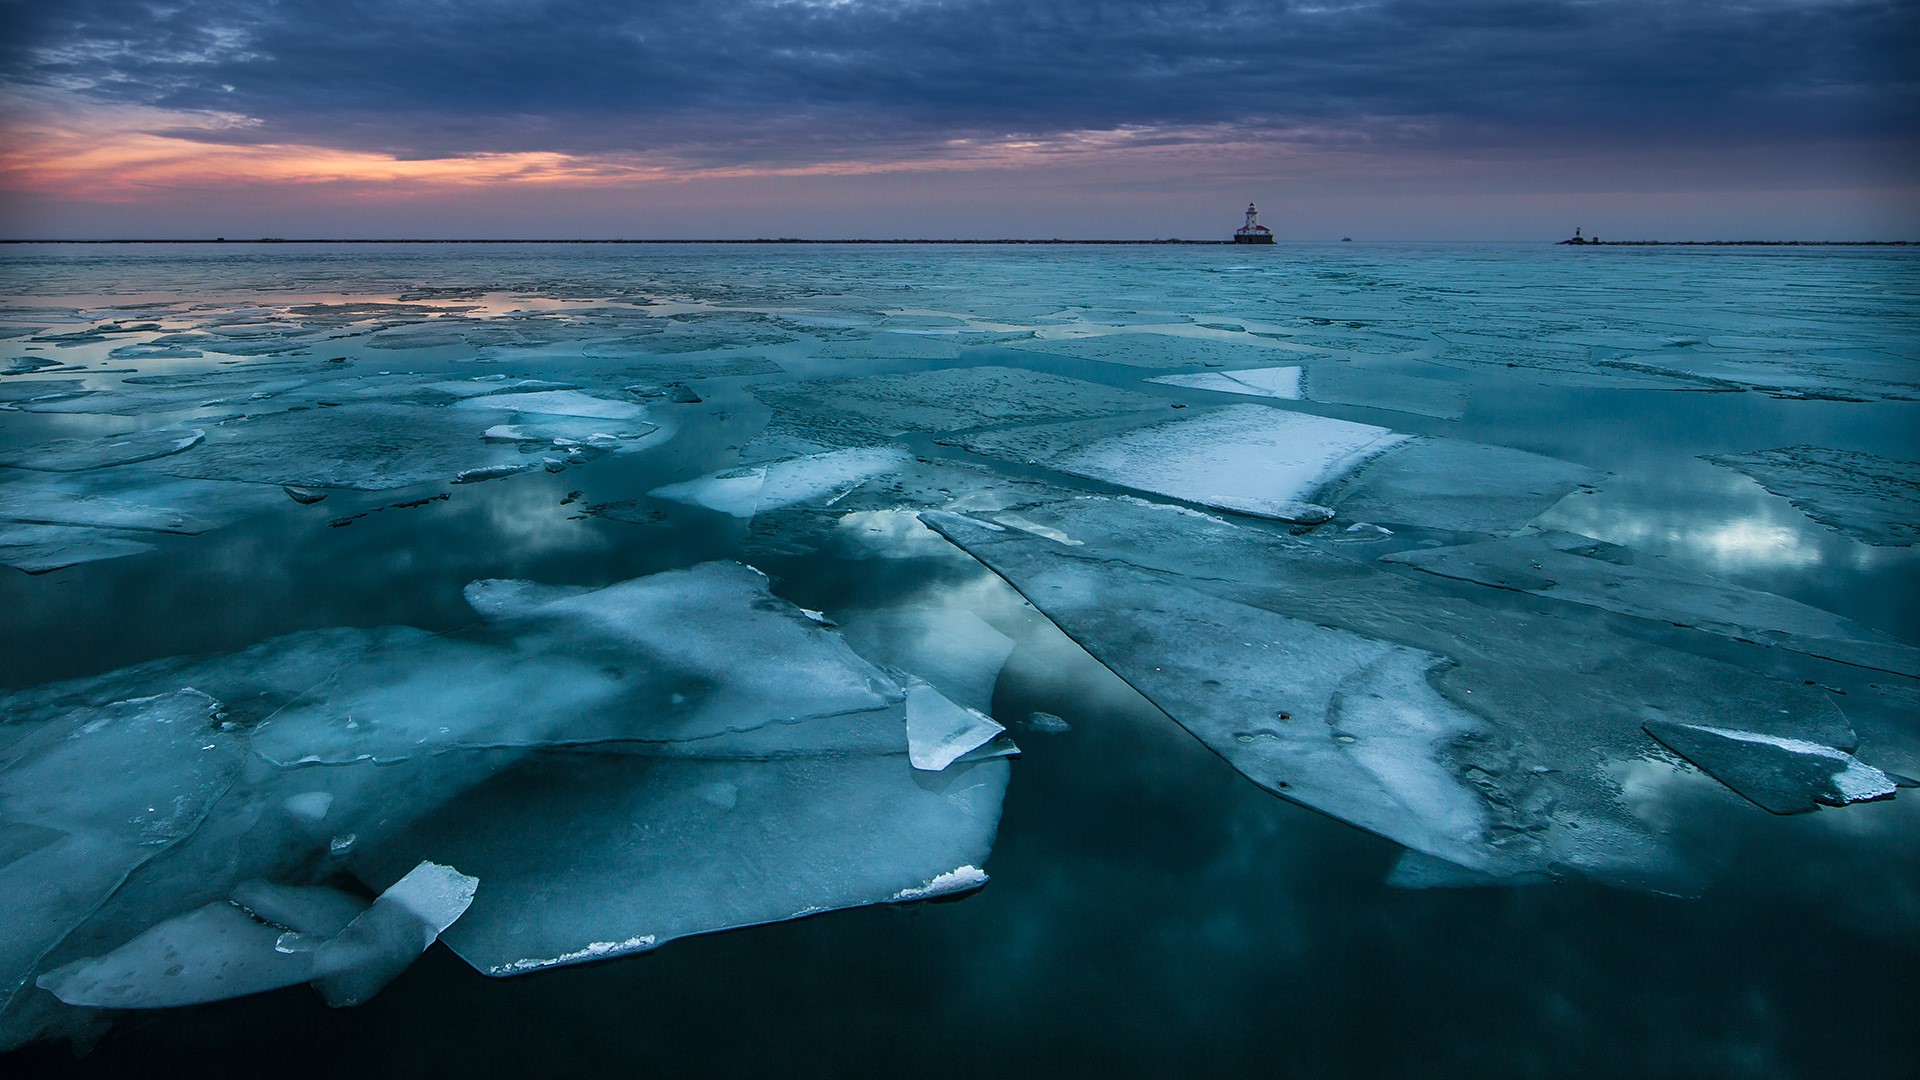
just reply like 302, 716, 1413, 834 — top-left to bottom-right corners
1233, 202, 1275, 244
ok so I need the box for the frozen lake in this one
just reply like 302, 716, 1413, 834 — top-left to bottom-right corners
2, 242, 1916, 1076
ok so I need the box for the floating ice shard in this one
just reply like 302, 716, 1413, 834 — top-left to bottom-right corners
1703, 446, 1918, 546
751, 366, 1159, 448
0, 690, 245, 1011
903, 678, 1007, 772
651, 446, 911, 518
1644, 722, 1898, 814
252, 562, 902, 764
1383, 531, 1920, 677
951, 404, 1408, 525
836, 606, 1015, 713
926, 496, 1858, 888
0, 427, 203, 472
35, 862, 474, 1010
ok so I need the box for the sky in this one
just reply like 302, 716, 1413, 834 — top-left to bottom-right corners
0, 0, 1915, 240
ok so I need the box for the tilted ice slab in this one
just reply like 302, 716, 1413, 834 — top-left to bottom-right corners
36, 861, 476, 1010
1383, 531, 1920, 677
925, 496, 1868, 889
1643, 722, 1898, 814
0, 522, 155, 574
750, 366, 1162, 449
0, 427, 203, 472
252, 562, 903, 764
651, 446, 911, 519
1703, 446, 1919, 546
903, 677, 1008, 772
951, 404, 1409, 525
0, 690, 246, 1012
1147, 363, 1469, 420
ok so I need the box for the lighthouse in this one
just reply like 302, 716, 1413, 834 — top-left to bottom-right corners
1233, 202, 1274, 244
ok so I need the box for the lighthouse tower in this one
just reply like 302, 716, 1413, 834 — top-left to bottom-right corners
1233, 202, 1275, 244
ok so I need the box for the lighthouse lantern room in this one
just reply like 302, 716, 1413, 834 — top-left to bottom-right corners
1233, 202, 1275, 244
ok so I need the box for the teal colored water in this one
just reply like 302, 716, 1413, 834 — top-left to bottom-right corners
1, 243, 1916, 1077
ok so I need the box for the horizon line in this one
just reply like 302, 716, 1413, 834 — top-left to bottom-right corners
1, 238, 1914, 247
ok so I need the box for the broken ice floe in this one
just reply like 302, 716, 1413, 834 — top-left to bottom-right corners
925, 495, 1875, 888
1643, 722, 1897, 814
1382, 531, 1920, 677
252, 562, 903, 764
1703, 446, 1918, 546
651, 446, 911, 518
0, 690, 245, 1012
34, 861, 475, 1010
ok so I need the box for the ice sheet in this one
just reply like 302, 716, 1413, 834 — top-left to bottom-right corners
1383, 531, 1920, 676
926, 496, 1863, 888
750, 366, 1161, 448
1007, 332, 1312, 369
159, 404, 522, 491
1703, 446, 1918, 546
1323, 436, 1607, 535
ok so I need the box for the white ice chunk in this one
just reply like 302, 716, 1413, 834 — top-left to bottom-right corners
903, 678, 1006, 772
281, 792, 334, 824
890, 865, 988, 901
955, 404, 1408, 525
1148, 366, 1303, 399
455, 390, 647, 420
650, 446, 911, 518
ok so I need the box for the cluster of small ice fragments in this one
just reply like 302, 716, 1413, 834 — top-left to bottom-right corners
2, 263, 1914, 1047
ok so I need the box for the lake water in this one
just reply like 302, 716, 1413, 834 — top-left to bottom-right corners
2, 243, 1916, 1077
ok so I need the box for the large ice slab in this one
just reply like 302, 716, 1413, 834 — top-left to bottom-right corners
252, 562, 902, 764
329, 737, 1009, 975
1007, 332, 1313, 369
1703, 446, 1919, 546
750, 366, 1161, 448
1644, 722, 1898, 814
0, 690, 245, 1011
950, 404, 1409, 525
651, 446, 911, 518
925, 496, 1869, 888
1382, 531, 1920, 677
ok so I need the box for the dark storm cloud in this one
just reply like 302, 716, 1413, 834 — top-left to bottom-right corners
4, 0, 1915, 161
